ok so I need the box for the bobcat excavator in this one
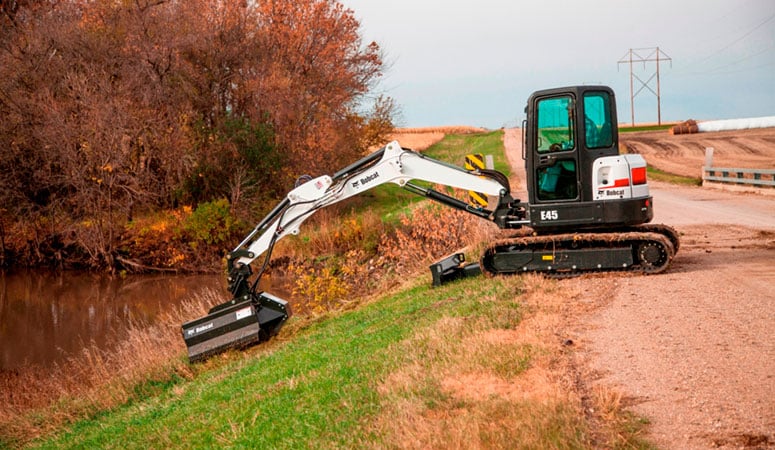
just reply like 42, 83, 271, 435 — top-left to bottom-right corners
182, 85, 679, 362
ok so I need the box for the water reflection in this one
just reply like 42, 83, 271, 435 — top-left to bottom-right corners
0, 270, 223, 369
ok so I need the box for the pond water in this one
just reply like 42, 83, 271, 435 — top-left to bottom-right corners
0, 270, 293, 369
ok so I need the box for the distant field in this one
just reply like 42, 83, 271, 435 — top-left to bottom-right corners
388, 126, 487, 151
620, 127, 775, 178
387, 125, 775, 182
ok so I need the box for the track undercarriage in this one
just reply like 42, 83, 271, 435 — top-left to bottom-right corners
481, 224, 679, 277
431, 224, 679, 283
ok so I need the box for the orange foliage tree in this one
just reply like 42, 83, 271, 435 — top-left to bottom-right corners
0, 0, 393, 269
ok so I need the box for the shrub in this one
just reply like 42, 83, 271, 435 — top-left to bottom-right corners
183, 199, 237, 245
377, 202, 495, 276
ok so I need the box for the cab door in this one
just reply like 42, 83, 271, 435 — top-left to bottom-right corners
579, 89, 619, 200
530, 94, 579, 203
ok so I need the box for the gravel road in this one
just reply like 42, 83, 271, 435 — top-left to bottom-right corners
503, 129, 775, 449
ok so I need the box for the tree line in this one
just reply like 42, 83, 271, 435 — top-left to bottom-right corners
0, 0, 395, 270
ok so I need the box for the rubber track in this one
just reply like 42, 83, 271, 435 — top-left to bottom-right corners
480, 226, 678, 277
638, 223, 680, 253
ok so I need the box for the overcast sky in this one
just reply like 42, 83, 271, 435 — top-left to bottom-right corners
339, 0, 775, 128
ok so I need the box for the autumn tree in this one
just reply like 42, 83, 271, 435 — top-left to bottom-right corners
254, 0, 384, 174
0, 0, 197, 267
0, 0, 393, 270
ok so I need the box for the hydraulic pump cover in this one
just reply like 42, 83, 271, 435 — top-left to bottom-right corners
181, 292, 290, 363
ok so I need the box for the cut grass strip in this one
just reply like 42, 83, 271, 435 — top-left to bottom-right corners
32, 277, 520, 448
33, 274, 600, 449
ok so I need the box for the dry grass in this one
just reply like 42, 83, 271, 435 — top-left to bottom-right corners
386, 126, 487, 151
371, 275, 590, 448
370, 272, 653, 449
396, 126, 488, 135
273, 202, 499, 314
0, 290, 223, 447
376, 203, 498, 276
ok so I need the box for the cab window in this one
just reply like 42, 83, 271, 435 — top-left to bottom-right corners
583, 92, 614, 149
536, 96, 575, 153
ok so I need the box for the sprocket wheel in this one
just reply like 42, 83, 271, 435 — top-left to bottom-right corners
637, 241, 669, 273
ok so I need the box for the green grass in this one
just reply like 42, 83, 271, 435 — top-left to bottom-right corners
32, 276, 532, 449
647, 166, 702, 186
342, 130, 508, 223
618, 124, 673, 133
424, 130, 510, 177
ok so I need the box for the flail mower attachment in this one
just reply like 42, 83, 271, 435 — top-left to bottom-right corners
181, 291, 291, 363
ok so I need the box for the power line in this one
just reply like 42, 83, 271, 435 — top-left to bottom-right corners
617, 47, 672, 126
681, 11, 775, 71
679, 59, 775, 77
666, 44, 775, 78
696, 12, 775, 65
704, 44, 775, 74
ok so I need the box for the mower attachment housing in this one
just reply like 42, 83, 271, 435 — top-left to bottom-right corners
181, 291, 290, 363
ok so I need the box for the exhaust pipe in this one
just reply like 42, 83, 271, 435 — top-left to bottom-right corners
181, 291, 291, 363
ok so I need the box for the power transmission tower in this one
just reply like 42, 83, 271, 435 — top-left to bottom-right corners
618, 47, 672, 126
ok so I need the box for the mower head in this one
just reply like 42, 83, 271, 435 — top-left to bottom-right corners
181, 291, 291, 363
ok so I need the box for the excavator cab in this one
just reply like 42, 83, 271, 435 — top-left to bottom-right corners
523, 86, 651, 232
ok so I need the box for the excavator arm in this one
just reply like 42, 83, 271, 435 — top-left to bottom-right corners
182, 141, 525, 362
226, 141, 525, 299
182, 84, 680, 363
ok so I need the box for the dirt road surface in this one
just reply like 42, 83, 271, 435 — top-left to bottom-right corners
503, 129, 775, 449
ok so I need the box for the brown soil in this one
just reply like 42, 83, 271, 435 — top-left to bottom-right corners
621, 127, 775, 178
503, 128, 775, 449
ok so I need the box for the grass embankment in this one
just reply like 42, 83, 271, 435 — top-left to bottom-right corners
646, 167, 703, 186
33, 275, 649, 449
7, 130, 652, 449
33, 277, 580, 448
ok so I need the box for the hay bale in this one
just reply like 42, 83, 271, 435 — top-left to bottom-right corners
670, 119, 699, 135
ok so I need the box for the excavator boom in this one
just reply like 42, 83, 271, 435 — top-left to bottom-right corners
182, 141, 524, 362
180, 84, 680, 363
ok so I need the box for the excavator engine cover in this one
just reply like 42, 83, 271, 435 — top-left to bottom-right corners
181, 292, 290, 363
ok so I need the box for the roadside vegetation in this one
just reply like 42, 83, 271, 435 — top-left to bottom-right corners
646, 167, 703, 186
1, 131, 653, 449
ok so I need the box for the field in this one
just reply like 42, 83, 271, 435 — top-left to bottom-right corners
621, 126, 775, 178
385, 126, 487, 151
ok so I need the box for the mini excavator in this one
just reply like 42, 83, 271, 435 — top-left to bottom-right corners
182, 85, 679, 362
